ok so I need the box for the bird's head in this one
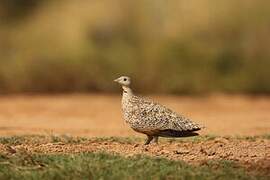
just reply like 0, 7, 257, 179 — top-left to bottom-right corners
114, 76, 131, 86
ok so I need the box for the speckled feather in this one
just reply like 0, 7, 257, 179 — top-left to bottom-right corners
121, 90, 201, 137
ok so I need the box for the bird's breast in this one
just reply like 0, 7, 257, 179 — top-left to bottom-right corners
121, 96, 141, 125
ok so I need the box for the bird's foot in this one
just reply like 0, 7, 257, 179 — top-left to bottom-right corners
144, 135, 153, 145
153, 136, 159, 144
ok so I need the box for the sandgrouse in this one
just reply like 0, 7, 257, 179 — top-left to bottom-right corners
114, 76, 202, 145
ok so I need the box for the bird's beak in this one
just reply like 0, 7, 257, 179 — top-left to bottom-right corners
114, 78, 119, 83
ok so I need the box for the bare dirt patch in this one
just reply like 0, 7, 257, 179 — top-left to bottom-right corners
0, 94, 269, 175
0, 94, 269, 136
0, 136, 269, 174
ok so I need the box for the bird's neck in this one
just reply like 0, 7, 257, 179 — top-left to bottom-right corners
122, 86, 133, 95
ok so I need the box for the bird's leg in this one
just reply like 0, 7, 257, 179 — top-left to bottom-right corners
153, 136, 159, 144
144, 135, 153, 145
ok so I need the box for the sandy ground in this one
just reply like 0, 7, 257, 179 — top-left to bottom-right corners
0, 94, 269, 137
0, 95, 269, 174
0, 136, 269, 174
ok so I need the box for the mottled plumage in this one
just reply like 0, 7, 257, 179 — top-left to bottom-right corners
114, 76, 203, 145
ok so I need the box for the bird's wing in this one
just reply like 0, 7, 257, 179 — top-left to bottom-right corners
135, 96, 201, 132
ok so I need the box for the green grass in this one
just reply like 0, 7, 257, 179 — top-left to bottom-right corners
0, 152, 267, 180
0, 135, 89, 145
0, 134, 269, 146
0, 135, 269, 179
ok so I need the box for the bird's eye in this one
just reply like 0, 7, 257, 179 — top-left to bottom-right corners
123, 78, 127, 81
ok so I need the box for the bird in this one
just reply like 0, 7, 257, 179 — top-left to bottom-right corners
114, 76, 203, 145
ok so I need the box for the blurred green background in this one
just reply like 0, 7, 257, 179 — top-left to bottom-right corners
0, 0, 269, 94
